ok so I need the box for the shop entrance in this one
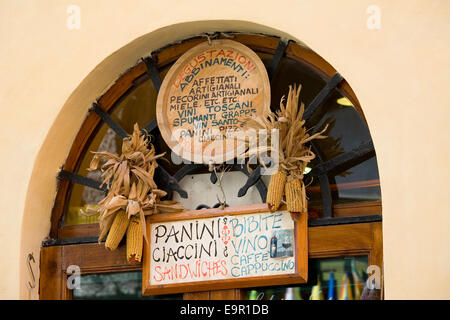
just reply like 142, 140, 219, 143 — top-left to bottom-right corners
40, 32, 383, 300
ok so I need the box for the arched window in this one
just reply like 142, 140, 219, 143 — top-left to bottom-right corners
41, 33, 382, 300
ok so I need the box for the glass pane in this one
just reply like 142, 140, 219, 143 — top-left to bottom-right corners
310, 89, 373, 162
330, 157, 381, 204
110, 80, 158, 133
72, 271, 182, 300
242, 256, 380, 300
302, 160, 381, 209
304, 188, 324, 219
64, 184, 104, 225
270, 57, 327, 109
304, 88, 381, 206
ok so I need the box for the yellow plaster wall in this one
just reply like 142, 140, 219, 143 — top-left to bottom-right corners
0, 0, 448, 299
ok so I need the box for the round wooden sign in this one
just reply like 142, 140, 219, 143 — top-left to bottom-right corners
156, 39, 270, 164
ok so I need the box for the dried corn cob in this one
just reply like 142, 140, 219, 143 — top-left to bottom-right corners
285, 178, 307, 213
126, 216, 143, 264
105, 210, 129, 250
266, 170, 287, 211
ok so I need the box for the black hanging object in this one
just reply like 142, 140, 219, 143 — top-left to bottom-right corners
210, 170, 218, 184
238, 165, 262, 197
157, 166, 188, 199
196, 204, 211, 210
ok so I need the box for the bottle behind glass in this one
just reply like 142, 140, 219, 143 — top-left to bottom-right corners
270, 232, 278, 258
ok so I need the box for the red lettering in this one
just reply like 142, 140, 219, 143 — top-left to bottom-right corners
206, 49, 217, 58
197, 53, 206, 63
217, 49, 226, 57
152, 259, 229, 282
220, 260, 228, 276
152, 266, 163, 282
238, 55, 247, 64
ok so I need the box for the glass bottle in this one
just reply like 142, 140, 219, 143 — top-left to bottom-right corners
248, 290, 258, 300
327, 272, 335, 300
284, 287, 294, 300
293, 287, 303, 300
270, 232, 278, 258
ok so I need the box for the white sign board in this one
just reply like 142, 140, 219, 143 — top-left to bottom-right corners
142, 204, 308, 295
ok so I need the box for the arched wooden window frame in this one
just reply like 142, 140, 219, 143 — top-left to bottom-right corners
50, 33, 379, 239
41, 33, 383, 300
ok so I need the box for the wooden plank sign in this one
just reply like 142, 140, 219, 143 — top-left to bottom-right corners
142, 204, 307, 295
156, 39, 271, 164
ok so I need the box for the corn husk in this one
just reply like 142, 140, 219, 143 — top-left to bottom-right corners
285, 177, 307, 213
89, 123, 183, 247
105, 210, 129, 250
126, 216, 143, 264
266, 170, 286, 211
240, 84, 328, 213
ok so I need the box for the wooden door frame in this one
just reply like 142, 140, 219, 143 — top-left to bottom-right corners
40, 222, 383, 300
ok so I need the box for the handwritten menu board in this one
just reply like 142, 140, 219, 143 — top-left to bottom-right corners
142, 204, 308, 295
156, 39, 271, 164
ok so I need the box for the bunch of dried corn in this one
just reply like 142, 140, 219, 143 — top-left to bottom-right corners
126, 216, 143, 264
239, 84, 328, 213
266, 170, 287, 211
88, 123, 183, 262
105, 210, 129, 250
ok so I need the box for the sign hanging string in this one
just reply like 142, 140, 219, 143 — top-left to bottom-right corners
209, 162, 229, 209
